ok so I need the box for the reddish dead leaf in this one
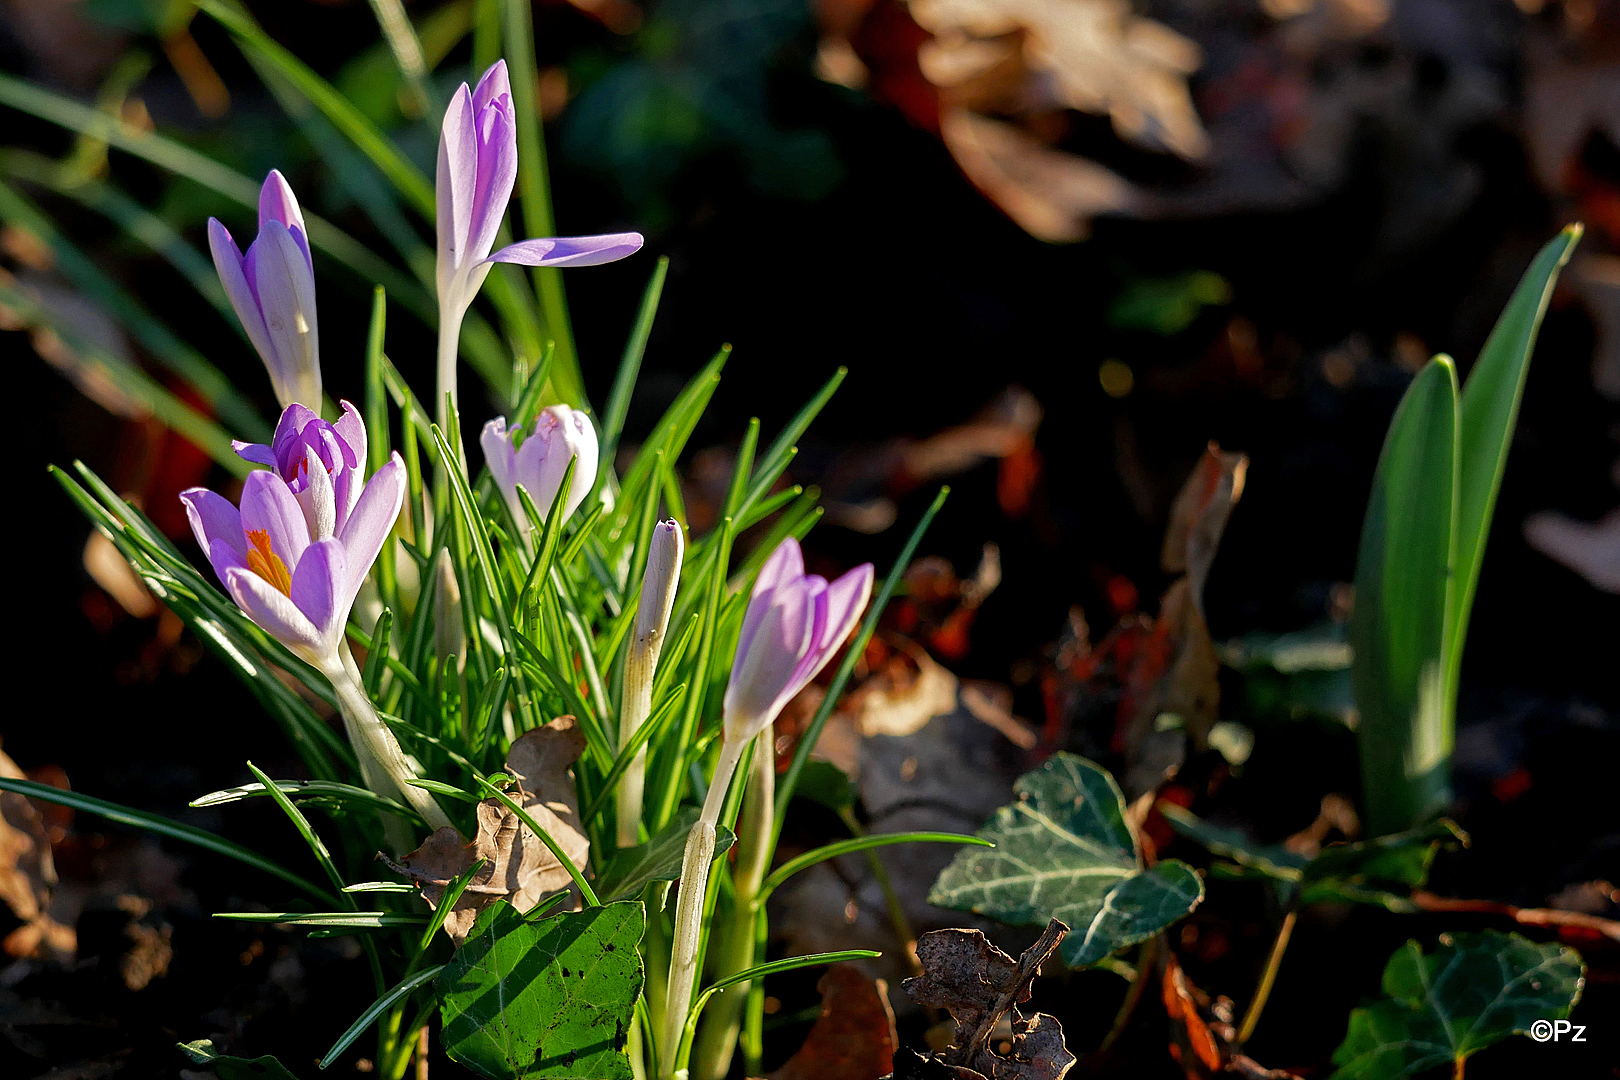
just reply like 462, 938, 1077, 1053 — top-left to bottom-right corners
770, 964, 898, 1080
1161, 952, 1224, 1076
391, 718, 589, 943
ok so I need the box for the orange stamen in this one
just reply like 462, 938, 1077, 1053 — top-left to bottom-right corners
245, 529, 293, 596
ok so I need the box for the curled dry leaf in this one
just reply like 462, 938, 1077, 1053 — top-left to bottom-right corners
901, 920, 1075, 1080
769, 964, 899, 1080
391, 717, 590, 943
0, 749, 75, 960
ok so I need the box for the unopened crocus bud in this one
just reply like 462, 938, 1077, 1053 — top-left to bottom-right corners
480, 405, 598, 541
617, 519, 684, 846
208, 171, 322, 410
433, 60, 643, 417
723, 538, 874, 744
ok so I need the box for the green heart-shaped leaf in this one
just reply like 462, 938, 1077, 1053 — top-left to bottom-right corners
928, 753, 1203, 968
1331, 930, 1584, 1079
438, 900, 645, 1080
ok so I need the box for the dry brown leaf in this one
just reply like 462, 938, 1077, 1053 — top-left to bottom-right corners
939, 109, 1138, 242
769, 964, 899, 1080
0, 750, 75, 960
902, 921, 1074, 1080
912, 0, 1208, 159
850, 644, 961, 738
392, 718, 589, 943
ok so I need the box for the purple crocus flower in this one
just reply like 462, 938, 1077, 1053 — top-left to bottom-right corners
434, 60, 643, 413
479, 405, 598, 540
180, 404, 404, 666
722, 538, 874, 743
208, 171, 322, 410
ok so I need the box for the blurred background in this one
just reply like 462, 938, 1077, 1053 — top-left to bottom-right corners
2, 0, 1617, 1076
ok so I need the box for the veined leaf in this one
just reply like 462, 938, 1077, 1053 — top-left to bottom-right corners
1350, 357, 1459, 836
437, 900, 645, 1080
929, 753, 1203, 968
1330, 931, 1583, 1079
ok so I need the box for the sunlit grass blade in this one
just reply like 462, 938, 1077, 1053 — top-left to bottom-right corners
758, 832, 990, 901
1351, 358, 1459, 836
191, 779, 415, 820
601, 256, 671, 469
319, 965, 444, 1070
0, 73, 429, 312
581, 684, 688, 824
476, 776, 600, 905
0, 777, 335, 905
741, 366, 846, 514
679, 950, 882, 1067
416, 858, 486, 951
1448, 224, 1581, 685
215, 912, 428, 927
772, 487, 950, 839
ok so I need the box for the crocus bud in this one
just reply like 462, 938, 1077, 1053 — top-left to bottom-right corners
617, 519, 684, 847
231, 401, 367, 543
723, 538, 874, 744
208, 171, 322, 410
480, 405, 598, 540
181, 405, 404, 667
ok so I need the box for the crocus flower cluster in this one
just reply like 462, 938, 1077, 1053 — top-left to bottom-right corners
208, 171, 322, 411
434, 61, 643, 412
181, 403, 404, 667
480, 405, 598, 539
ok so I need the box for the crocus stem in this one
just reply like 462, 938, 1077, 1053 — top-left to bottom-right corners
436, 301, 465, 432
690, 735, 774, 1080
616, 644, 655, 847
660, 735, 748, 1077
1237, 907, 1297, 1044
328, 644, 455, 841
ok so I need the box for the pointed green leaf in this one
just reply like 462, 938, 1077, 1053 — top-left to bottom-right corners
1351, 357, 1460, 835
1449, 225, 1582, 682
1330, 931, 1584, 1079
437, 900, 646, 1080
928, 753, 1203, 968
179, 1040, 303, 1080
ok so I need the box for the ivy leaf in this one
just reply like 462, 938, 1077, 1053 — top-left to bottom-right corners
178, 1040, 303, 1079
438, 900, 645, 1080
593, 805, 735, 903
928, 753, 1203, 968
1331, 930, 1584, 1079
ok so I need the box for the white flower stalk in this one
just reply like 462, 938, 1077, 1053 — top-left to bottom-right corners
618, 520, 684, 848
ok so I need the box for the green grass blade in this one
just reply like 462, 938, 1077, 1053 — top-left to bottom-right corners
772, 487, 950, 840
319, 965, 444, 1069
1449, 225, 1582, 685
190, 779, 413, 819
0, 777, 334, 905
601, 256, 670, 468
1351, 358, 1460, 835
759, 832, 989, 901
742, 367, 845, 514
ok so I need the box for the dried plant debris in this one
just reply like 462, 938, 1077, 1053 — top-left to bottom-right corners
0, 749, 75, 960
899, 920, 1074, 1080
769, 964, 899, 1080
389, 718, 590, 943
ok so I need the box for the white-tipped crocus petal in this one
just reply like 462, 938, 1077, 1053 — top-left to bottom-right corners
296, 445, 337, 541
239, 470, 311, 569
208, 219, 275, 361
248, 221, 321, 408
435, 83, 478, 296
487, 232, 645, 268
466, 99, 516, 275
337, 454, 405, 605
332, 401, 367, 471
480, 417, 521, 522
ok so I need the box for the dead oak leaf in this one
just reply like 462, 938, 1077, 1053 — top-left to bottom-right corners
770, 964, 899, 1080
392, 717, 589, 943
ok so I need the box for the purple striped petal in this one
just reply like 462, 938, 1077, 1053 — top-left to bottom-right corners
180, 487, 246, 562
736, 538, 804, 661
225, 566, 324, 656
481, 417, 522, 528
724, 576, 817, 731
436, 83, 478, 290
467, 95, 517, 268
486, 232, 644, 268
239, 470, 310, 570
472, 59, 511, 113
332, 400, 366, 470
208, 218, 276, 364
290, 538, 347, 649
816, 563, 873, 657
338, 454, 405, 603
258, 169, 311, 270
232, 440, 276, 467
246, 221, 321, 408
207, 537, 248, 583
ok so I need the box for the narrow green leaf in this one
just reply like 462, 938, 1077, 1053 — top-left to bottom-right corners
593, 805, 736, 903
1351, 358, 1460, 835
760, 831, 989, 901
1449, 225, 1582, 686
319, 965, 444, 1069
601, 256, 670, 468
214, 912, 428, 927
179, 1040, 303, 1080
0, 777, 333, 905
